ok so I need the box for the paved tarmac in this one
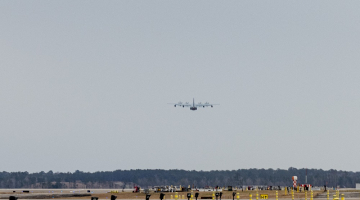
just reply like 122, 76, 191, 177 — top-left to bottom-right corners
0, 189, 134, 194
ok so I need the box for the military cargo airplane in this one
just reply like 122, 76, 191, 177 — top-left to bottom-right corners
168, 98, 219, 111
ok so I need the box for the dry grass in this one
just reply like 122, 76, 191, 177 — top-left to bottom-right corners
1, 190, 351, 199
61, 190, 326, 199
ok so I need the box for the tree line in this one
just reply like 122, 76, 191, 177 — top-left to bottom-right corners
0, 168, 359, 189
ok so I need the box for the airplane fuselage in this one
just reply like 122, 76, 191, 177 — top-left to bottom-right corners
190, 107, 197, 111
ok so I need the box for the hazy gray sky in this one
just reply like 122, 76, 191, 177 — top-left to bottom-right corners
1, 1, 360, 173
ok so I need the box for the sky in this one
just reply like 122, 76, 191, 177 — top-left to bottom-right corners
1, 1, 360, 173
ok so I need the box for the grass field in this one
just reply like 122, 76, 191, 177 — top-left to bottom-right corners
61, 190, 325, 199
1, 189, 352, 199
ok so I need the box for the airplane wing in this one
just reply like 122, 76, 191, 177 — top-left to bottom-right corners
195, 103, 219, 107
168, 103, 182, 107
167, 102, 191, 107
169, 100, 219, 108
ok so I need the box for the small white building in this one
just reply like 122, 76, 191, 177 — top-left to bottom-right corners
356, 183, 360, 190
